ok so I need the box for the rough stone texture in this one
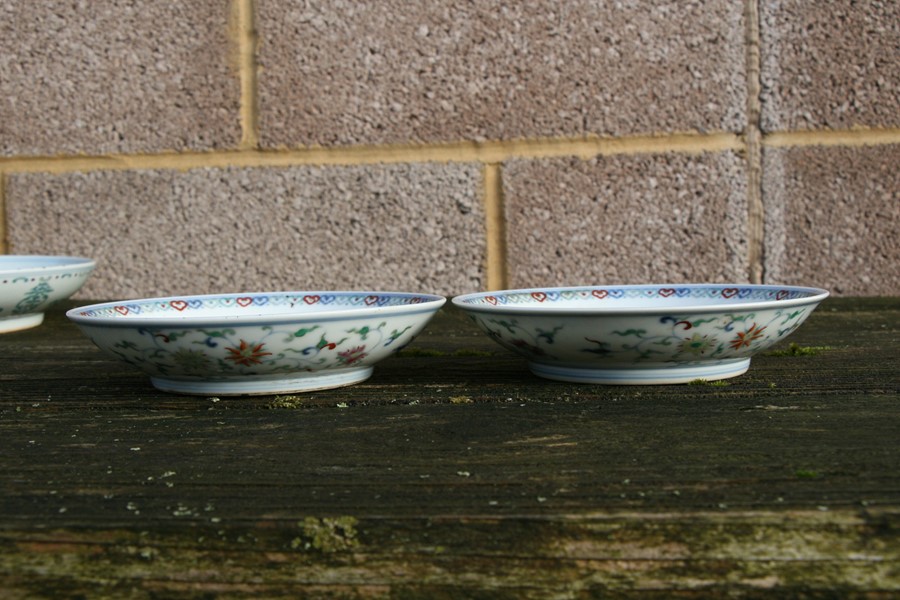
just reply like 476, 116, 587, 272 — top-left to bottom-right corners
257, 0, 746, 147
6, 164, 484, 298
760, 0, 900, 131
0, 0, 241, 157
763, 144, 900, 296
503, 153, 749, 288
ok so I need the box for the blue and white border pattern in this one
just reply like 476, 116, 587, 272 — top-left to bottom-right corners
458, 285, 816, 307
75, 292, 437, 319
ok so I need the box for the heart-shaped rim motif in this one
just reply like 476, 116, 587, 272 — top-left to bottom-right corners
721, 288, 739, 299
70, 291, 448, 324
592, 289, 608, 300
776, 290, 789, 301
658, 288, 675, 297
485, 296, 498, 305
531, 291, 547, 302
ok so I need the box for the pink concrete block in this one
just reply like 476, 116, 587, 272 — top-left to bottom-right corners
760, 0, 900, 131
503, 153, 749, 288
764, 144, 900, 295
0, 0, 241, 156
6, 164, 485, 298
258, 0, 746, 147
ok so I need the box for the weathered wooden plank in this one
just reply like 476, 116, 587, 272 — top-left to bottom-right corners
2, 298, 898, 409
0, 298, 898, 597
3, 397, 900, 516
1, 510, 898, 599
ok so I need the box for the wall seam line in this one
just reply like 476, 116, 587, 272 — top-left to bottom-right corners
483, 164, 508, 291
745, 0, 765, 284
0, 172, 7, 254
1, 128, 896, 177
764, 128, 900, 147
237, 0, 259, 150
0, 133, 744, 175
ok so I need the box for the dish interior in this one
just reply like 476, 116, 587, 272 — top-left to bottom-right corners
72, 292, 443, 321
455, 285, 826, 311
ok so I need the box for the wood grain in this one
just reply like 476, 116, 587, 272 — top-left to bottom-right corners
1, 299, 898, 598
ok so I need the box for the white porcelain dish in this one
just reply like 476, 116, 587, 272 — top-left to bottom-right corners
0, 255, 96, 333
67, 291, 446, 395
452, 284, 829, 385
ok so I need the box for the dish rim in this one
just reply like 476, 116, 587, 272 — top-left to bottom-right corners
0, 255, 96, 276
67, 290, 447, 327
452, 283, 830, 315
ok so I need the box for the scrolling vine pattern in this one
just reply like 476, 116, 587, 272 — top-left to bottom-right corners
104, 320, 413, 378
473, 308, 810, 364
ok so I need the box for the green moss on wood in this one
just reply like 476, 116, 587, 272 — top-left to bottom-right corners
765, 343, 833, 357
292, 516, 359, 553
688, 379, 731, 387
796, 469, 822, 479
452, 349, 494, 357
396, 348, 495, 358
268, 395, 306, 408
396, 348, 447, 357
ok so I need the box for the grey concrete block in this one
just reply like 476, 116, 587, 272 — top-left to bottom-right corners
763, 144, 900, 296
0, 0, 241, 156
760, 0, 900, 131
258, 0, 746, 147
6, 164, 484, 298
502, 153, 749, 288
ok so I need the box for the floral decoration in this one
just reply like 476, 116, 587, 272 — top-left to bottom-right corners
14, 282, 54, 314
225, 340, 273, 367
94, 318, 415, 380
470, 307, 812, 366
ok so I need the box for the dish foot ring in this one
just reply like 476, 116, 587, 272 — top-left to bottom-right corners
0, 313, 45, 334
528, 359, 751, 385
150, 367, 375, 396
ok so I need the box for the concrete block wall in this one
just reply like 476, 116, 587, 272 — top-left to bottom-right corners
1, 0, 897, 298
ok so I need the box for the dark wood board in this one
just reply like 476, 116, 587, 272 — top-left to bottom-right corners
1, 298, 898, 598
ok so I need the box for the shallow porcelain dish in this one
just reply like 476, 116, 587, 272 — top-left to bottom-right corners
0, 255, 96, 333
67, 291, 446, 395
452, 284, 829, 385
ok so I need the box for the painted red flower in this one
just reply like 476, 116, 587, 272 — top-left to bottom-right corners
512, 338, 546, 357
338, 345, 368, 365
225, 339, 272, 366
729, 323, 767, 350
